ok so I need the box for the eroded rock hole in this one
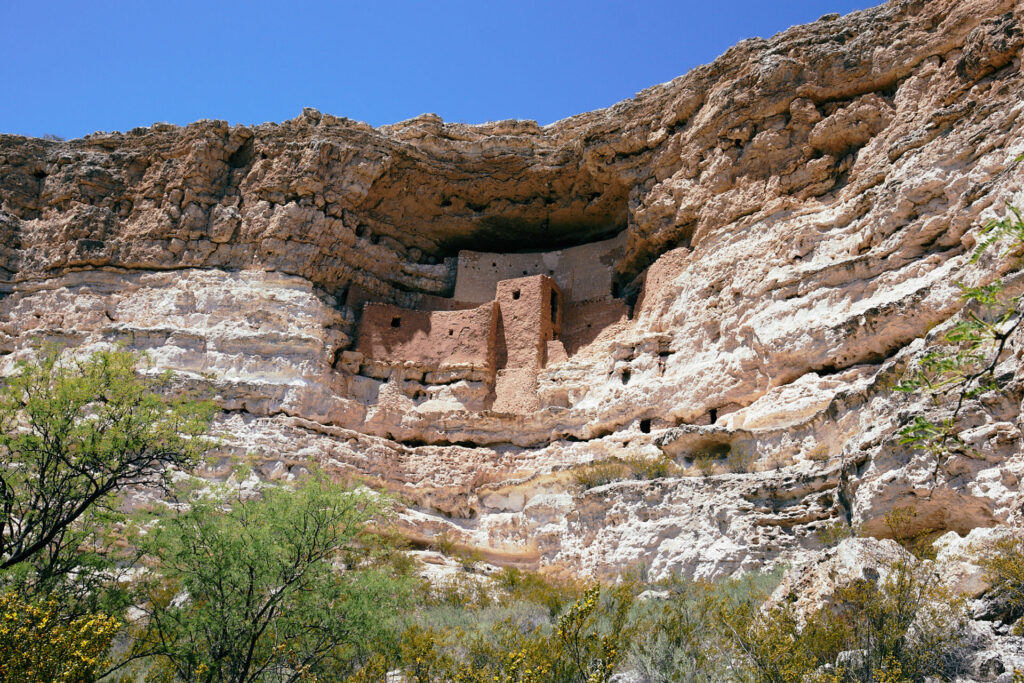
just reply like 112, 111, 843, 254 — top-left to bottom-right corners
640, 419, 651, 433
621, 369, 631, 385
227, 137, 255, 169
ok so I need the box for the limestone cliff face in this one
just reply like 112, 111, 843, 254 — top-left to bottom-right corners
1, 0, 1023, 579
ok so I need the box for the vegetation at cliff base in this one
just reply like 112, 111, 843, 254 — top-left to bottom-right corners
0, 353, 998, 683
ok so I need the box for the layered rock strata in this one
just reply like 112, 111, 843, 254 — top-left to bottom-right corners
1, 0, 1023, 587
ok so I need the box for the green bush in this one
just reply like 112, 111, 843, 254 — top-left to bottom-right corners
816, 520, 854, 547
132, 475, 413, 682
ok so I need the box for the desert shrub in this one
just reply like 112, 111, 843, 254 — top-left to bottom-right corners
131, 475, 412, 682
765, 450, 792, 470
976, 533, 1024, 632
572, 454, 679, 490
345, 653, 390, 683
882, 506, 938, 560
729, 602, 822, 683
816, 520, 854, 547
830, 559, 969, 681
628, 579, 735, 682
0, 592, 120, 683
573, 459, 631, 489
726, 447, 756, 473
431, 572, 495, 609
461, 585, 633, 683
392, 580, 635, 683
432, 530, 458, 556
624, 453, 678, 479
806, 443, 831, 462
725, 559, 970, 682
693, 451, 719, 476
627, 569, 783, 683
551, 584, 633, 682
401, 624, 454, 683
495, 566, 583, 617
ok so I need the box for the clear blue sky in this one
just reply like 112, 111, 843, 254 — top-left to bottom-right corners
1, 1, 880, 139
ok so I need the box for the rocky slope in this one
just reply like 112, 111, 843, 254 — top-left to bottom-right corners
1, 0, 1023, 606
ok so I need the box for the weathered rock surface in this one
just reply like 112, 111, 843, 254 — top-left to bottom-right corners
1, 0, 1023, 604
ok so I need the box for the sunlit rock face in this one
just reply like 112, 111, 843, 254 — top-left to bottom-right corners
1, 0, 1023, 581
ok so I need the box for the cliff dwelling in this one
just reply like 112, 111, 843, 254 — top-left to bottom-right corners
350, 233, 629, 414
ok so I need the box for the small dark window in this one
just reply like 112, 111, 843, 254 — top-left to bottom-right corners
492, 262, 497, 267
640, 419, 651, 434
522, 270, 528, 275
512, 289, 521, 300
448, 329, 454, 336
621, 369, 631, 385
550, 290, 558, 322
709, 408, 718, 423
391, 316, 401, 328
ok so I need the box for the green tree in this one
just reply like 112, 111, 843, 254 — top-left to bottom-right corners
895, 205, 1024, 472
133, 476, 411, 683
0, 347, 216, 603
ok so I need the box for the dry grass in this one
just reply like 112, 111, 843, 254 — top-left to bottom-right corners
805, 443, 830, 462
573, 455, 680, 489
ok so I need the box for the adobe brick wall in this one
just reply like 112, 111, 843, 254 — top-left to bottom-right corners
352, 254, 619, 418
417, 293, 479, 311
355, 301, 497, 371
454, 232, 625, 303
494, 275, 561, 369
